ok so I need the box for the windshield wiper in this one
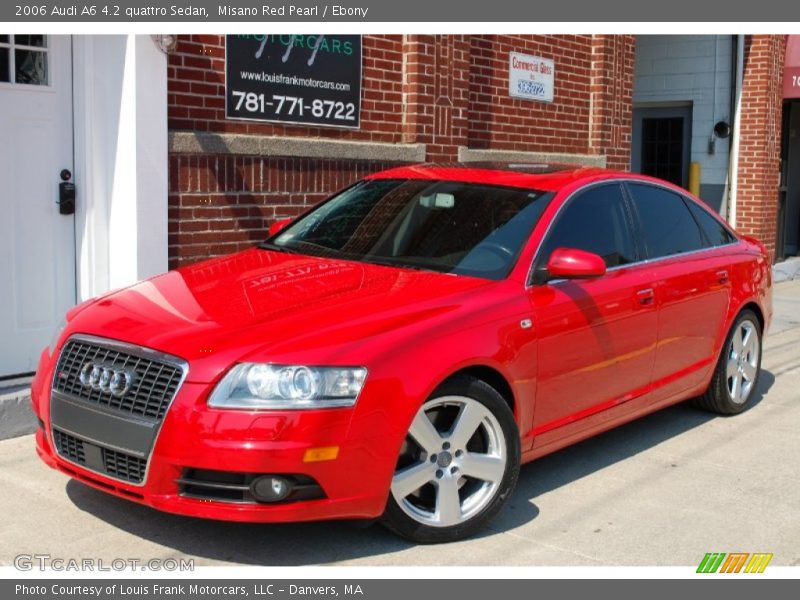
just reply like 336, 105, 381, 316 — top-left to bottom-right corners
258, 241, 300, 254
360, 256, 448, 273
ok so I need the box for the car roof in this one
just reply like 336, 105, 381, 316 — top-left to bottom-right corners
365, 162, 623, 192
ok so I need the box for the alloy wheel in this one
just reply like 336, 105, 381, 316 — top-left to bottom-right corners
391, 395, 507, 528
726, 318, 760, 404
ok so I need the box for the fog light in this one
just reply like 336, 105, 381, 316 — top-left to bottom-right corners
250, 475, 293, 502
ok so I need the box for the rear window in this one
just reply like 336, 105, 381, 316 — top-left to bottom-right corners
627, 183, 705, 259
685, 199, 737, 247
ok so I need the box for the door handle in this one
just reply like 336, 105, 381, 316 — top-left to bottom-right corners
636, 288, 655, 305
716, 270, 730, 284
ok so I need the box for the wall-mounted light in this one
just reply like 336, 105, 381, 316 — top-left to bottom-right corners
714, 121, 731, 139
152, 34, 178, 54
708, 120, 732, 155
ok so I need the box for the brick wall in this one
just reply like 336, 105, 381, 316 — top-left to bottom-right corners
468, 35, 594, 154
168, 155, 398, 269
168, 34, 404, 142
735, 35, 787, 257
589, 35, 636, 171
402, 35, 471, 161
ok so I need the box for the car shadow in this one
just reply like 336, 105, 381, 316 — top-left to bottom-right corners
65, 370, 775, 565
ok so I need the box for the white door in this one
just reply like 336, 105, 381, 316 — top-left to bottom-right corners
0, 35, 75, 376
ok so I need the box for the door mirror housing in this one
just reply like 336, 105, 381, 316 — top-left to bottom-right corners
268, 218, 292, 237
545, 247, 607, 280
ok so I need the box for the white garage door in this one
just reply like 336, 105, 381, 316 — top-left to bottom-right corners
0, 35, 76, 377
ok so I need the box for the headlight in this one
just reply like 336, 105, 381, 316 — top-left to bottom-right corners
208, 364, 368, 410
48, 316, 67, 356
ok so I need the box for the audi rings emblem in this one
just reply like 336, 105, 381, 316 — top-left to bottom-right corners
79, 362, 135, 398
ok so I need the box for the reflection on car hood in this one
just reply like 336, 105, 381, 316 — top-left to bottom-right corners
67, 249, 494, 381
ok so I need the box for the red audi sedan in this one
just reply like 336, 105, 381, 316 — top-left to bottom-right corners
32, 164, 772, 543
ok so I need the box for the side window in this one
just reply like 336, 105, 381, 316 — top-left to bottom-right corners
627, 183, 705, 259
539, 184, 636, 268
684, 198, 737, 247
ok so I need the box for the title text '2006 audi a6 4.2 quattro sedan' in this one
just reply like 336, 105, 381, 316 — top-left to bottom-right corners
32, 163, 772, 543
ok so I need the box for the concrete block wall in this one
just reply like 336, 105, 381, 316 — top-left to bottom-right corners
634, 35, 734, 210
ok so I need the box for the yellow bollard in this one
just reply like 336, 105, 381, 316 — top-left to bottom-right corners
688, 162, 701, 197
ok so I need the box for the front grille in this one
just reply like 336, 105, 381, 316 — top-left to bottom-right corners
53, 429, 86, 464
52, 428, 147, 484
102, 448, 147, 483
53, 339, 183, 422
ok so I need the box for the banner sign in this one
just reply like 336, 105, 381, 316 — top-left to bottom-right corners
225, 35, 362, 128
508, 52, 555, 103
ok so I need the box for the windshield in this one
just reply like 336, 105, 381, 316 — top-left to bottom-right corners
263, 179, 553, 280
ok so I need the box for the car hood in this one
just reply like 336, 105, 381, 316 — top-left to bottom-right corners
66, 249, 495, 382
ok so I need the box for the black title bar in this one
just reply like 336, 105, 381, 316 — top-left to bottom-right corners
3, 0, 800, 22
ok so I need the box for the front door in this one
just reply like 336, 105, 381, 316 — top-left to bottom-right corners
0, 35, 75, 376
528, 183, 659, 445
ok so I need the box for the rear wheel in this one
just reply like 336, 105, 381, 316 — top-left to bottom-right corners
381, 375, 520, 543
695, 309, 762, 415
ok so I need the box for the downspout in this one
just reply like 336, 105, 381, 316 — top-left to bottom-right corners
727, 35, 745, 228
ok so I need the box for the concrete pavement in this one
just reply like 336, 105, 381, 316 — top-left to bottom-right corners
1, 282, 798, 566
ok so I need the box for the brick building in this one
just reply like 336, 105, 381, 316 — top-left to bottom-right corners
164, 34, 793, 271
0, 33, 796, 377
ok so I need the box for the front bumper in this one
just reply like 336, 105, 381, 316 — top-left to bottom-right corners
32, 348, 405, 523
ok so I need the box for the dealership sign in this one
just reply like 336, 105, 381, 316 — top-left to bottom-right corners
225, 35, 362, 128
508, 52, 555, 103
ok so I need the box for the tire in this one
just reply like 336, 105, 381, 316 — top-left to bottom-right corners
381, 374, 520, 543
694, 309, 762, 415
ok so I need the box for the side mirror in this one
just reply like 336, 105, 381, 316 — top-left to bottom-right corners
268, 218, 292, 237
546, 247, 607, 280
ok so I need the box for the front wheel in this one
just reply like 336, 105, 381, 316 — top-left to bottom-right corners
381, 375, 520, 543
695, 309, 762, 415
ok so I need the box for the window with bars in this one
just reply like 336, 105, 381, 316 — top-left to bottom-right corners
0, 35, 49, 86
640, 117, 685, 186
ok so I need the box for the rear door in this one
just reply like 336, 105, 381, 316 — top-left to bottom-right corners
528, 183, 659, 445
624, 182, 733, 402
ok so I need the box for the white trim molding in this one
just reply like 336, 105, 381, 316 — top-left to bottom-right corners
72, 35, 168, 301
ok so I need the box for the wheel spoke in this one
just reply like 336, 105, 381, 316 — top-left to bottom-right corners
732, 328, 744, 356
730, 373, 741, 402
726, 358, 739, 380
435, 477, 462, 526
741, 326, 753, 356
742, 361, 757, 382
449, 401, 487, 449
392, 462, 434, 499
459, 453, 505, 484
408, 411, 442, 454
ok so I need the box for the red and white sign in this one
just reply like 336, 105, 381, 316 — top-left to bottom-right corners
508, 52, 555, 103
785, 36, 800, 99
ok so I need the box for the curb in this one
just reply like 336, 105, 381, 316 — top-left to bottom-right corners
773, 259, 800, 283
0, 381, 37, 441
